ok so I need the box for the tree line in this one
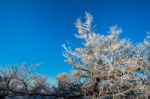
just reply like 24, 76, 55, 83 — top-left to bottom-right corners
0, 13, 150, 99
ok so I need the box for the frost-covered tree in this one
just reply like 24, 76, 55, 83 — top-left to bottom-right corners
31, 75, 52, 94
62, 13, 150, 98
0, 63, 56, 97
0, 63, 40, 94
56, 72, 83, 98
57, 73, 70, 89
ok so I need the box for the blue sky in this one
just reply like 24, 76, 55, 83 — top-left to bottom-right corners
0, 0, 150, 84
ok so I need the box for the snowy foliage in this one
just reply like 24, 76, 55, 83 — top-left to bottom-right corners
62, 13, 150, 98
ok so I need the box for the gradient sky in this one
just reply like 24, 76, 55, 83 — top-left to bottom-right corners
0, 0, 150, 84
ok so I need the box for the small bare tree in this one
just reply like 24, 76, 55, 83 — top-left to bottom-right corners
0, 63, 40, 95
31, 75, 51, 94
62, 13, 150, 98
56, 73, 83, 98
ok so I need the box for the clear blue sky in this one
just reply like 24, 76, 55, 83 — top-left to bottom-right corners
0, 0, 150, 84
